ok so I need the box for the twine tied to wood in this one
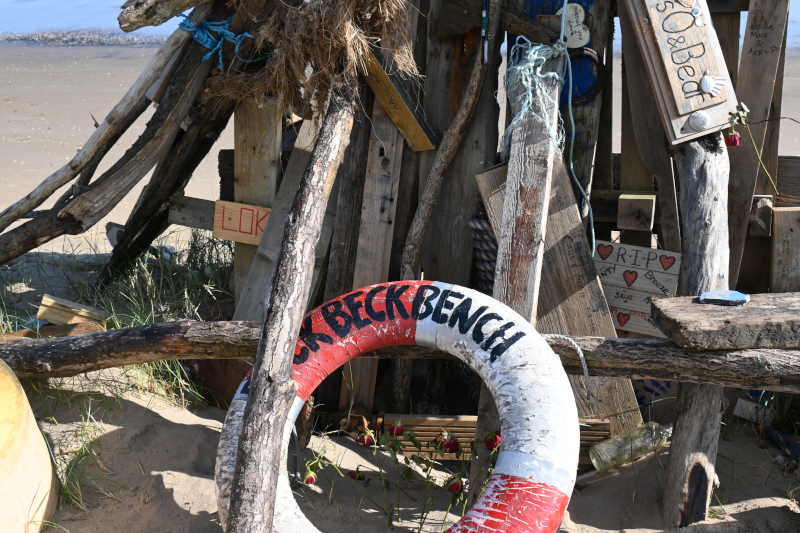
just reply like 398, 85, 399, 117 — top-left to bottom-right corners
177, 14, 270, 71
501, 0, 596, 255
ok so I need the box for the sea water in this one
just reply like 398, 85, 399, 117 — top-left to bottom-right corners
0, 0, 180, 36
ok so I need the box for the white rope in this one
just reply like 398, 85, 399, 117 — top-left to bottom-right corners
543, 333, 599, 415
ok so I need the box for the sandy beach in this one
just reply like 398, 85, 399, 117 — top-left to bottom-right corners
2, 41, 800, 533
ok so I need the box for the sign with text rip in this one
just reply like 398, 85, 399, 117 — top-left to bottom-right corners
594, 240, 681, 337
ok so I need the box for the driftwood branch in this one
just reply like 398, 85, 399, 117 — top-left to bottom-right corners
663, 132, 731, 526
4, 321, 800, 393
119, 0, 207, 32
0, 3, 211, 236
225, 88, 356, 533
398, 0, 503, 280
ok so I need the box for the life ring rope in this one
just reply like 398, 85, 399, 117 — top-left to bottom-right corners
216, 281, 579, 533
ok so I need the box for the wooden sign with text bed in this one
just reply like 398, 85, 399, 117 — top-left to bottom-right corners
593, 240, 681, 337
364, 46, 439, 152
623, 0, 738, 144
213, 200, 271, 246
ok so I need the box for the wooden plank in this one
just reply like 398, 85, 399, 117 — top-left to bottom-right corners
339, 99, 406, 412
748, 195, 773, 237
653, 292, 800, 350
232, 120, 325, 321
617, 193, 656, 231
710, 12, 740, 88
619, 42, 655, 248
537, 164, 644, 435
604, 286, 665, 314
364, 46, 438, 152
168, 195, 214, 231
232, 97, 281, 304
475, 164, 645, 434
493, 56, 565, 320
624, 0, 739, 144
727, 0, 790, 286
0, 321, 104, 341
37, 294, 107, 328
475, 163, 508, 234
770, 208, 800, 292
212, 200, 271, 245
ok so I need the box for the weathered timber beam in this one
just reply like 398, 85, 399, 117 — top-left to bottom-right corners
119, 0, 206, 32
4, 321, 800, 392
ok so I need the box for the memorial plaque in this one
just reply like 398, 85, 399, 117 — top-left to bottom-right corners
644, 0, 728, 114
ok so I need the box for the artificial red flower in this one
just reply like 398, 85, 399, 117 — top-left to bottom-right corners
485, 430, 502, 451
390, 420, 404, 437
435, 432, 460, 454
359, 432, 375, 447
304, 470, 317, 485
348, 469, 365, 481
447, 479, 464, 493
726, 133, 741, 146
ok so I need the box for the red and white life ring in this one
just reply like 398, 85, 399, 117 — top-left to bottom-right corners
216, 281, 579, 532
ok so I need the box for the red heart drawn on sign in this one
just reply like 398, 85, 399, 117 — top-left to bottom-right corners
598, 244, 613, 260
660, 255, 676, 271
617, 313, 631, 327
623, 271, 638, 287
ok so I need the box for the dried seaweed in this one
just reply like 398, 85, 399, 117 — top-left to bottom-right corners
213, 0, 418, 116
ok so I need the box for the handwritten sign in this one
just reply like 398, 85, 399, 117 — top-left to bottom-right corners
555, 4, 591, 49
623, 0, 738, 144
594, 240, 681, 337
644, 0, 727, 114
213, 200, 271, 246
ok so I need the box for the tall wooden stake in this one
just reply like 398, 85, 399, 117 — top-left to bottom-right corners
468, 55, 565, 503
662, 132, 729, 527
225, 89, 355, 533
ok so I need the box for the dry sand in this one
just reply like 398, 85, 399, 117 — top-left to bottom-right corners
3, 43, 800, 532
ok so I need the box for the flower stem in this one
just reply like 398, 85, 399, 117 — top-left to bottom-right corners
744, 120, 779, 195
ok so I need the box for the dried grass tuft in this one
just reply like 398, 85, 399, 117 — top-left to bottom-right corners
213, 0, 418, 116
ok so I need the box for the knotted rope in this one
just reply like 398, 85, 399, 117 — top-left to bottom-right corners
177, 14, 269, 71
501, 0, 596, 255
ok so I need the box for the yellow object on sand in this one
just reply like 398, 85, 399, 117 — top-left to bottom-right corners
0, 359, 58, 532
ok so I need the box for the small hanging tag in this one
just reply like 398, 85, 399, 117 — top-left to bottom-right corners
555, 4, 591, 48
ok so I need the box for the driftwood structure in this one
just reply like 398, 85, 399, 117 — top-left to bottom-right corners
4, 0, 800, 529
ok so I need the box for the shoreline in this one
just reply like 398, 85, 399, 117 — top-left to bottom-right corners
0, 30, 166, 46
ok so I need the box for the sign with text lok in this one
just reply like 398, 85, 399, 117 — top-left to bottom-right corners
213, 200, 271, 246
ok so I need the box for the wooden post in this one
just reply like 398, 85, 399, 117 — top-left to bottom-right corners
392, 0, 503, 413
225, 89, 355, 533
233, 98, 281, 304
619, 46, 654, 249
468, 55, 565, 503
770, 208, 800, 292
618, 3, 680, 253
727, 0, 790, 286
662, 132, 730, 527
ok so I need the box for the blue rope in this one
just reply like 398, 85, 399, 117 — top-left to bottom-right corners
178, 14, 270, 71
558, 0, 596, 257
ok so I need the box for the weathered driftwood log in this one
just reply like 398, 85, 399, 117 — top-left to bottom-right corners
100, 93, 237, 282
653, 292, 800, 350
4, 321, 800, 393
0, 3, 211, 236
663, 132, 730, 527
225, 88, 356, 533
119, 0, 207, 32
